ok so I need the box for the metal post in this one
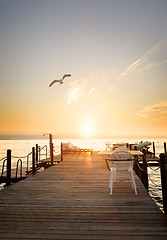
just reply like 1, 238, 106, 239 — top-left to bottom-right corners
61, 142, 63, 162
6, 149, 11, 186
36, 144, 38, 167
164, 142, 167, 155
160, 153, 167, 215
32, 147, 35, 174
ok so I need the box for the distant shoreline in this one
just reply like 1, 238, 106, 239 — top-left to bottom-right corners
0, 135, 167, 140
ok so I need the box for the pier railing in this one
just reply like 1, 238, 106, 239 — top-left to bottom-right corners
38, 144, 48, 163
133, 145, 167, 215
160, 153, 167, 215
0, 141, 57, 186
0, 140, 89, 187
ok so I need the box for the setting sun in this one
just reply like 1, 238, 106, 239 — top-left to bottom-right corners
81, 119, 94, 138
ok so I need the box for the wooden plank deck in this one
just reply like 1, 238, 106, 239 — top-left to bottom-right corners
0, 151, 167, 240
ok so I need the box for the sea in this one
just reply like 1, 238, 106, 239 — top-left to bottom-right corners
0, 137, 167, 212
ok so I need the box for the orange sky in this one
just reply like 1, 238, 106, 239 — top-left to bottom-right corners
0, 1, 167, 138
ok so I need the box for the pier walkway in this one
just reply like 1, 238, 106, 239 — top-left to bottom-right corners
0, 152, 167, 239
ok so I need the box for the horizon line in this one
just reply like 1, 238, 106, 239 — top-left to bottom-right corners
0, 133, 167, 140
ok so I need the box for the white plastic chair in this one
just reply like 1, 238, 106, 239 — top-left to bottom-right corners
106, 150, 137, 195
105, 142, 111, 151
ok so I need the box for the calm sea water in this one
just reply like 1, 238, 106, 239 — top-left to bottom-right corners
0, 137, 167, 210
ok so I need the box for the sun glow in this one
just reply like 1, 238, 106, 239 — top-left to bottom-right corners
82, 119, 94, 138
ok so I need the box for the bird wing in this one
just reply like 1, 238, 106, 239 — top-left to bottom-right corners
49, 79, 60, 87
62, 74, 71, 79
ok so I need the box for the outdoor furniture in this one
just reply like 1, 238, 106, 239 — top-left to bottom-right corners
105, 150, 137, 195
61, 142, 93, 153
99, 148, 143, 195
62, 142, 75, 152
105, 142, 111, 151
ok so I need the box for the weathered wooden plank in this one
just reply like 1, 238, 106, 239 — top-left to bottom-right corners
0, 151, 167, 239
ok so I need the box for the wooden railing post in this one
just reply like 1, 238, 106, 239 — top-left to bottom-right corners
51, 143, 54, 165
141, 149, 148, 190
38, 146, 41, 162
61, 142, 63, 162
164, 142, 167, 155
160, 153, 167, 215
49, 134, 53, 165
6, 149, 11, 186
36, 144, 38, 167
32, 147, 35, 174
46, 145, 47, 159
153, 142, 155, 158
133, 156, 139, 177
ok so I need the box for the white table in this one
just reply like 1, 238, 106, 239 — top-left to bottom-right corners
98, 150, 143, 157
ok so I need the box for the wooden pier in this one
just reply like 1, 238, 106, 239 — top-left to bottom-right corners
0, 151, 167, 239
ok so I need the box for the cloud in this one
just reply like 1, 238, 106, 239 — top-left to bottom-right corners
88, 87, 96, 99
64, 74, 97, 104
66, 87, 84, 105
89, 87, 96, 95
161, 110, 167, 114
136, 101, 167, 117
121, 40, 167, 76
66, 86, 97, 104
64, 69, 115, 104
121, 57, 144, 76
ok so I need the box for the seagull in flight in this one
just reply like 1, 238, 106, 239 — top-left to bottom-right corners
49, 74, 71, 87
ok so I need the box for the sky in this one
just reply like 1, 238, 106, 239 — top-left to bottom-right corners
0, 0, 167, 139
